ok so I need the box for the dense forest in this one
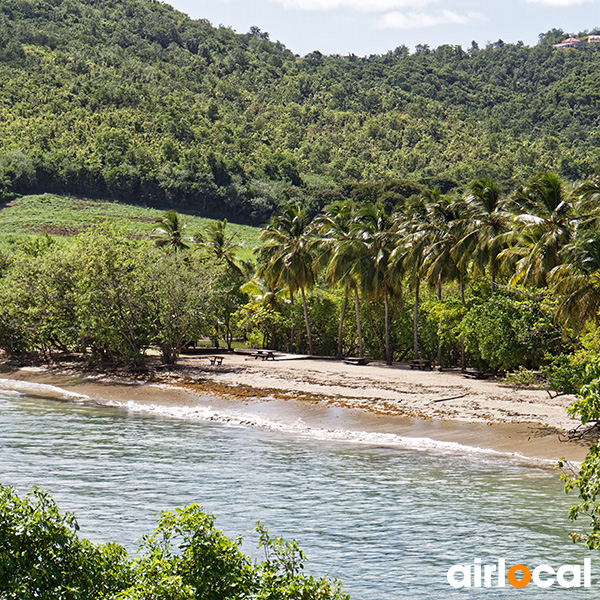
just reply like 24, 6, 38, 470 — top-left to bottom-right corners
0, 0, 599, 223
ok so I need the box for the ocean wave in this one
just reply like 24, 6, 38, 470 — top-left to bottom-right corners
0, 378, 90, 402
98, 397, 551, 466
0, 378, 557, 467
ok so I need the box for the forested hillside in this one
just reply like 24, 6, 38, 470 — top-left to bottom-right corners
0, 0, 599, 223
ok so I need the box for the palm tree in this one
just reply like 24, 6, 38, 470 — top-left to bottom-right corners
551, 232, 600, 329
398, 189, 469, 362
351, 204, 399, 365
195, 219, 250, 275
152, 211, 192, 251
257, 204, 316, 355
503, 172, 573, 287
240, 277, 291, 348
419, 194, 472, 369
315, 202, 364, 358
461, 177, 511, 293
573, 174, 600, 231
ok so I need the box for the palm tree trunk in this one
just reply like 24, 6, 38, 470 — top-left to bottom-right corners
354, 287, 364, 358
460, 273, 466, 371
300, 285, 314, 355
384, 285, 391, 365
289, 289, 295, 353
337, 287, 349, 359
413, 280, 420, 360
437, 273, 442, 367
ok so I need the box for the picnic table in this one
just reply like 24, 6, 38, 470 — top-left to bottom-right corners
409, 358, 432, 371
207, 355, 224, 366
343, 357, 369, 366
463, 368, 487, 379
252, 349, 276, 360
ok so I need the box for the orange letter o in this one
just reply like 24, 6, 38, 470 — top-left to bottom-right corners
507, 565, 531, 588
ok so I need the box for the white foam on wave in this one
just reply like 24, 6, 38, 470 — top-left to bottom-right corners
0, 389, 24, 397
101, 397, 550, 466
0, 378, 90, 402
0, 378, 556, 467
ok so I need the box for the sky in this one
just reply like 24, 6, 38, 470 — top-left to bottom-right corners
168, 0, 599, 56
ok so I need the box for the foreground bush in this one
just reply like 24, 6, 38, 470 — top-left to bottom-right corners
0, 486, 349, 600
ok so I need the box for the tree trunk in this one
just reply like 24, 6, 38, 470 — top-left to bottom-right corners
354, 287, 364, 358
437, 274, 442, 367
384, 285, 391, 365
491, 253, 498, 295
460, 273, 466, 371
300, 285, 314, 356
413, 280, 420, 360
337, 287, 349, 359
289, 288, 295, 353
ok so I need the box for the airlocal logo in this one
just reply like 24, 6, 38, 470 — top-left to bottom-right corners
447, 558, 592, 589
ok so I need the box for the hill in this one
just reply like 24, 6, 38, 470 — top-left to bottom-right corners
0, 194, 260, 259
0, 0, 599, 223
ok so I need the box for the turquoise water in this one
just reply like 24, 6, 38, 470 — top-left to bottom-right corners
0, 381, 596, 598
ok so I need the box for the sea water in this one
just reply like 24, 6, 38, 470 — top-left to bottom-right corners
0, 379, 596, 599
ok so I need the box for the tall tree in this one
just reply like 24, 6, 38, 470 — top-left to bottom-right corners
316, 202, 364, 358
195, 219, 250, 276
503, 172, 573, 287
257, 204, 316, 355
461, 177, 511, 293
152, 211, 192, 252
391, 194, 430, 361
419, 194, 471, 369
551, 232, 600, 330
351, 205, 399, 365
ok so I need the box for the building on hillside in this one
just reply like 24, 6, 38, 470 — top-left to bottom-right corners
553, 37, 588, 49
588, 35, 600, 45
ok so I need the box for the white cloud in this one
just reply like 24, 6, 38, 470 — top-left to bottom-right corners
524, 0, 593, 4
377, 9, 481, 29
276, 0, 437, 12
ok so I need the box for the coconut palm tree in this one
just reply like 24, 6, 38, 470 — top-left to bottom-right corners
257, 204, 316, 355
152, 210, 192, 251
390, 194, 430, 361
461, 177, 511, 293
418, 194, 472, 369
240, 277, 291, 348
315, 202, 365, 358
573, 174, 600, 230
351, 204, 399, 365
503, 172, 574, 287
551, 231, 600, 329
195, 219, 250, 275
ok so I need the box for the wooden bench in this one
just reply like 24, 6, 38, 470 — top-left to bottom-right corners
410, 359, 432, 371
207, 356, 224, 366
463, 368, 487, 379
343, 357, 368, 366
252, 350, 276, 360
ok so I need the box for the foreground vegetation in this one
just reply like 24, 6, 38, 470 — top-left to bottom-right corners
1, 0, 600, 222
0, 486, 348, 600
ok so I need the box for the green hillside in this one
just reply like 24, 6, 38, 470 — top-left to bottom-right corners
0, 194, 260, 258
0, 0, 599, 223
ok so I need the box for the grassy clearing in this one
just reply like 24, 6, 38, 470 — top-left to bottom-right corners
0, 194, 261, 259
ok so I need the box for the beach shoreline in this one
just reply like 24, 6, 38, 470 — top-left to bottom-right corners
0, 352, 592, 464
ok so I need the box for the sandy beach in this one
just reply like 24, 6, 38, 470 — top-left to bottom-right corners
0, 351, 592, 464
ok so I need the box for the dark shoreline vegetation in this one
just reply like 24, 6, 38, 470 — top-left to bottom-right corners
0, 485, 349, 600
0, 0, 600, 224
